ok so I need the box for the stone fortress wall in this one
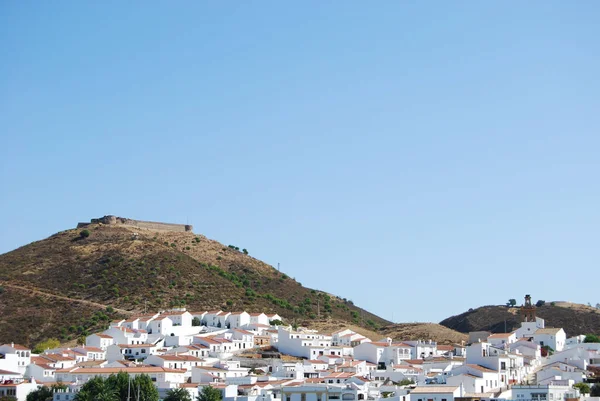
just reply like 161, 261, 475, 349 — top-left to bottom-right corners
77, 215, 193, 233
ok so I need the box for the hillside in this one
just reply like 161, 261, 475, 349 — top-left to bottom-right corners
380, 323, 468, 345
0, 221, 389, 346
289, 319, 467, 345
440, 303, 600, 337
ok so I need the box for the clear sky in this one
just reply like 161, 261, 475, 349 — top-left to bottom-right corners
1, 1, 599, 323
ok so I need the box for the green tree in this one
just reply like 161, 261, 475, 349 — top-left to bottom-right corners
106, 371, 130, 401
535, 300, 546, 307
584, 334, 600, 343
591, 384, 600, 397
506, 299, 517, 307
74, 373, 158, 401
192, 317, 201, 326
26, 387, 54, 401
164, 388, 192, 401
131, 374, 159, 401
242, 249, 248, 255
73, 389, 91, 401
196, 386, 222, 401
574, 383, 590, 395
269, 319, 284, 326
94, 384, 117, 401
32, 338, 60, 354
80, 230, 90, 239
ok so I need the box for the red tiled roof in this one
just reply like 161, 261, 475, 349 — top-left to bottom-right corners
1, 344, 30, 351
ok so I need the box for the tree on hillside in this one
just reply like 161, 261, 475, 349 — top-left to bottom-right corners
574, 383, 590, 395
584, 334, 600, 343
536, 300, 546, 307
80, 230, 90, 239
506, 299, 517, 307
196, 386, 222, 401
32, 338, 60, 354
164, 388, 192, 401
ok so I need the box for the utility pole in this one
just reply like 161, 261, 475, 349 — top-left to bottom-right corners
317, 300, 320, 319
277, 263, 280, 272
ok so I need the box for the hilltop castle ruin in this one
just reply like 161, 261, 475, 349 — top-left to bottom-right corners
77, 215, 193, 233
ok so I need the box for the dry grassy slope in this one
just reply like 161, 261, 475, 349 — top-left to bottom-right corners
292, 319, 468, 345
440, 303, 600, 337
0, 224, 389, 346
379, 323, 468, 345
0, 286, 126, 347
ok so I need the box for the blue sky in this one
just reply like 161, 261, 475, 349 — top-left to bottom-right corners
1, 1, 599, 323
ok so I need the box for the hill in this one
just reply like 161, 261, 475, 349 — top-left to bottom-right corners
379, 323, 468, 345
440, 302, 600, 337
0, 220, 390, 346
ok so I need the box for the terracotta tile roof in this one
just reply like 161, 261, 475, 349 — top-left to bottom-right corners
75, 360, 107, 368
0, 369, 21, 375
535, 328, 563, 335
233, 329, 254, 335
410, 386, 459, 394
249, 313, 266, 316
42, 354, 76, 362
403, 359, 425, 364
437, 345, 454, 351
488, 333, 514, 339
368, 341, 412, 348
186, 344, 209, 350
1, 344, 30, 351
161, 311, 190, 316
466, 364, 497, 373
324, 372, 356, 378
157, 355, 204, 362
95, 334, 113, 339
75, 347, 104, 353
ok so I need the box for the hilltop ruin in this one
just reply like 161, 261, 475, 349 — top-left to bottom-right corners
77, 215, 193, 233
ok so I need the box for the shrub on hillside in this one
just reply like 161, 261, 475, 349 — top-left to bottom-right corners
79, 230, 90, 239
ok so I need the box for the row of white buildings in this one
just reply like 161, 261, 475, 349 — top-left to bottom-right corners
1, 306, 599, 401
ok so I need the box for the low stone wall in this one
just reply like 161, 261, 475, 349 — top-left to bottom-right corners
78, 215, 193, 233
